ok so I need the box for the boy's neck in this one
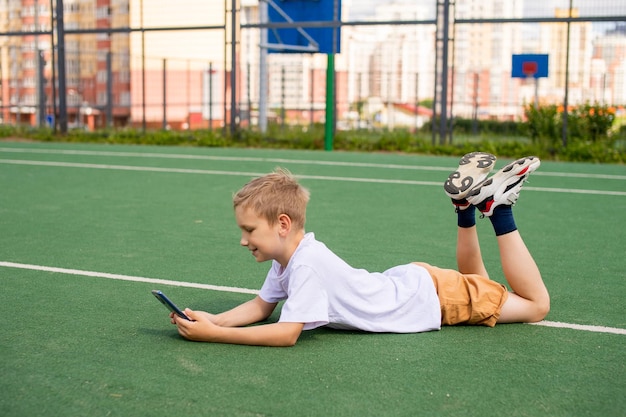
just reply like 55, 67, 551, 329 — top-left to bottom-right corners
277, 229, 306, 268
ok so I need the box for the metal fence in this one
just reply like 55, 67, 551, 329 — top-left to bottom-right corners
1, 0, 625, 143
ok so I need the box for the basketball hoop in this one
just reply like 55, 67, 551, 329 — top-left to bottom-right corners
522, 61, 538, 78
512, 54, 548, 109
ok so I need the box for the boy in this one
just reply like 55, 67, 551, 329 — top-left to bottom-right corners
170, 152, 550, 346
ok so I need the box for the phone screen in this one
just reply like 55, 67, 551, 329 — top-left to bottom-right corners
151, 290, 192, 321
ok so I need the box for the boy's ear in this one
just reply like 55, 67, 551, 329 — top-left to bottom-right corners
277, 213, 292, 235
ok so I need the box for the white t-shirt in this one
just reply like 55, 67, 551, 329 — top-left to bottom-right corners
259, 233, 441, 333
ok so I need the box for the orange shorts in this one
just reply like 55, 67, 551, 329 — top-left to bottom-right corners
413, 262, 509, 327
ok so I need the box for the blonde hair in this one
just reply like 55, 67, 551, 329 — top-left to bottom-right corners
233, 168, 310, 229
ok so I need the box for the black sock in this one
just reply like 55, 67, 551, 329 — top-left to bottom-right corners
457, 205, 476, 228
489, 205, 517, 236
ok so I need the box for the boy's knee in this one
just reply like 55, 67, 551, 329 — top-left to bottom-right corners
528, 297, 550, 323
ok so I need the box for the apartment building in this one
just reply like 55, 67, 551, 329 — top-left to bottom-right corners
538, 8, 593, 104
0, 0, 131, 129
593, 32, 626, 104
127, 0, 224, 129
452, 0, 524, 119
0, 0, 53, 125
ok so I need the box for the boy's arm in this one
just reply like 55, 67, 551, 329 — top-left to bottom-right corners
213, 295, 277, 327
174, 312, 304, 347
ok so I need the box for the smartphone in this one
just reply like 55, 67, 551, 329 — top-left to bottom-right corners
151, 290, 192, 321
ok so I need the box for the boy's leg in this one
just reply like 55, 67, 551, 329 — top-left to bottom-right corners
495, 230, 550, 323
444, 152, 496, 277
456, 225, 489, 278
467, 156, 550, 323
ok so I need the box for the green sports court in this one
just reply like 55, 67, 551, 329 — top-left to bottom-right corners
1, 141, 624, 416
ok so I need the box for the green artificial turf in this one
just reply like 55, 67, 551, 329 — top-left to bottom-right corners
0, 142, 624, 416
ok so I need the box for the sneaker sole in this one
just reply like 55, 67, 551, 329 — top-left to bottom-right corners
443, 152, 497, 199
467, 156, 540, 216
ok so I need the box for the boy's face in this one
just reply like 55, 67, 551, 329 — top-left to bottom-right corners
235, 206, 283, 264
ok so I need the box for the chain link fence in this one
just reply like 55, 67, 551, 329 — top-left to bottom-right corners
1, 0, 625, 142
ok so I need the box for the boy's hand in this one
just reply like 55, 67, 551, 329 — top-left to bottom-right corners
171, 308, 220, 342
169, 309, 214, 324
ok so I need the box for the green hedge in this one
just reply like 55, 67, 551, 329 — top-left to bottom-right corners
1, 119, 623, 163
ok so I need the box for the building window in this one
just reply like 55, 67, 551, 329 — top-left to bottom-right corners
97, 92, 107, 106
96, 6, 111, 19
97, 70, 108, 83
119, 92, 130, 106
118, 70, 130, 83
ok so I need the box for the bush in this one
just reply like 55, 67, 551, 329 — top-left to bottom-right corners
451, 118, 524, 136
523, 102, 618, 152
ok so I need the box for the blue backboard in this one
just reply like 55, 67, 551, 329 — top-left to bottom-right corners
268, 0, 341, 54
512, 54, 549, 78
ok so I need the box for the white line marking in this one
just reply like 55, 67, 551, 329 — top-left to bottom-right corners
0, 158, 266, 178
2, 158, 625, 196
0, 261, 258, 295
1, 147, 625, 180
528, 320, 626, 335
1, 261, 624, 336
523, 186, 626, 196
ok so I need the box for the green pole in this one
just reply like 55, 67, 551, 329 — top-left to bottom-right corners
324, 53, 335, 151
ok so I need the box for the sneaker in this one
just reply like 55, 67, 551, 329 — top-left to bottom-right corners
466, 156, 541, 217
444, 152, 497, 210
